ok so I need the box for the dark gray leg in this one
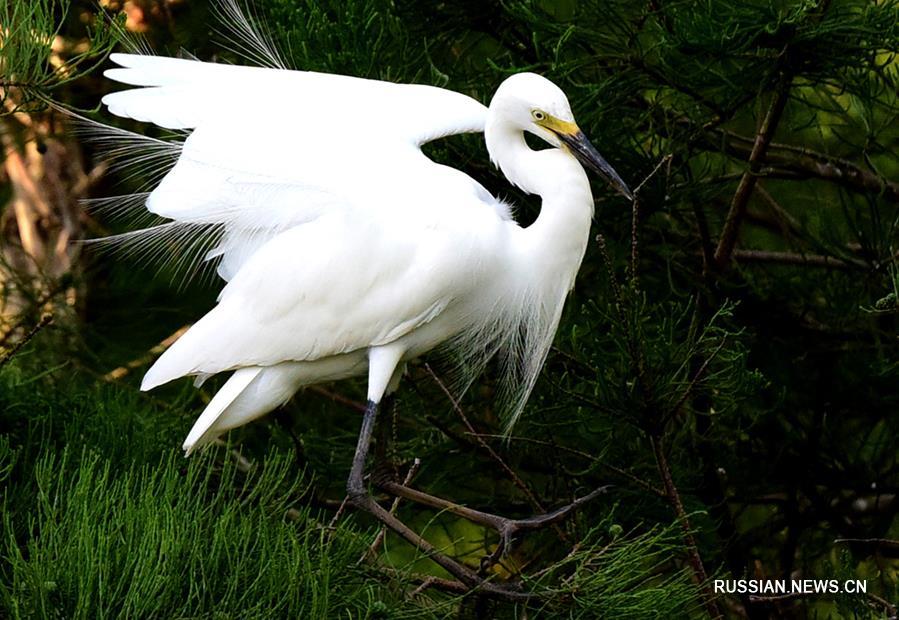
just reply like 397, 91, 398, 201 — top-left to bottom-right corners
346, 400, 530, 601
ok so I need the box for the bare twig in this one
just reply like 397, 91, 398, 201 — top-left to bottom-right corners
423, 364, 551, 519
595, 233, 625, 319
326, 495, 351, 531
0, 314, 52, 371
754, 183, 802, 238
633, 154, 673, 196
651, 435, 722, 619
376, 566, 531, 601
309, 386, 367, 412
868, 592, 898, 619
749, 591, 809, 603
834, 537, 899, 552
627, 154, 673, 288
693, 201, 716, 276
664, 337, 728, 424
708, 128, 899, 203
750, 589, 896, 618
103, 325, 190, 381
713, 73, 793, 270
630, 197, 640, 289
0, 278, 65, 348
409, 574, 469, 597
470, 433, 665, 498
366, 458, 421, 559
732, 249, 866, 270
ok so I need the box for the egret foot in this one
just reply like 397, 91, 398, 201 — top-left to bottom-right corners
347, 400, 532, 601
376, 478, 610, 573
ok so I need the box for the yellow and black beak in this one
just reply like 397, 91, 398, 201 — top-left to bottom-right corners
537, 116, 633, 201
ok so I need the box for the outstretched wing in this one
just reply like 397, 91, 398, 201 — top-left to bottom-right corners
99, 53, 491, 280
103, 54, 487, 143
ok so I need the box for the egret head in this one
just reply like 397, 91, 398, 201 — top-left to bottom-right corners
489, 73, 633, 200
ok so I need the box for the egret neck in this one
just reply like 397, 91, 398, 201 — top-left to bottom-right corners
485, 120, 594, 293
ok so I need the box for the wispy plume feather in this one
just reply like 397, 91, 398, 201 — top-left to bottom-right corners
64, 109, 212, 285
439, 279, 569, 433
67, 110, 183, 191
209, 0, 289, 70
85, 221, 226, 289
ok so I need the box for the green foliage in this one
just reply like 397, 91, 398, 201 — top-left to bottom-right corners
0, 0, 118, 114
3, 449, 383, 619
525, 519, 703, 619
0, 360, 436, 619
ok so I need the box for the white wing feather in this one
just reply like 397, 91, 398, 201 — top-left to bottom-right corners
100, 54, 494, 282
102, 54, 486, 143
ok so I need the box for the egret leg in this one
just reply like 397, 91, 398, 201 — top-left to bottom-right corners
345, 399, 530, 601
376, 479, 610, 570
372, 393, 395, 477
272, 409, 306, 470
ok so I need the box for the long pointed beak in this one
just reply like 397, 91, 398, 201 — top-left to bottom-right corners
557, 130, 633, 201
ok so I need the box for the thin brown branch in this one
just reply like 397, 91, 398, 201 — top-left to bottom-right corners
715, 129, 899, 202
867, 592, 898, 619
309, 386, 367, 413
630, 196, 640, 288
674, 114, 899, 202
423, 363, 551, 518
375, 567, 475, 598
750, 589, 896, 619
651, 435, 722, 619
633, 154, 673, 196
366, 458, 421, 560
732, 249, 866, 270
0, 279, 65, 348
714, 74, 793, 270
471, 432, 665, 498
423, 366, 581, 550
834, 537, 899, 552
628, 155, 672, 287
754, 183, 802, 238
408, 574, 469, 596
103, 325, 190, 381
0, 314, 52, 371
693, 200, 716, 276
749, 591, 810, 604
664, 337, 728, 424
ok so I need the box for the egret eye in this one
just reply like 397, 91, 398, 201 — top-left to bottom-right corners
532, 110, 546, 121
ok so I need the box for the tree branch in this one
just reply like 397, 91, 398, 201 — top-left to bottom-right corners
651, 435, 722, 619
731, 249, 867, 270
672, 116, 899, 203
423, 363, 557, 524
713, 129, 899, 202
0, 314, 52, 371
714, 74, 793, 270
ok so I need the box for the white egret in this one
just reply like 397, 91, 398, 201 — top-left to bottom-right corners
99, 45, 631, 595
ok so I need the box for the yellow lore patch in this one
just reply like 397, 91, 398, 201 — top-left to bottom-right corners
535, 114, 580, 137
